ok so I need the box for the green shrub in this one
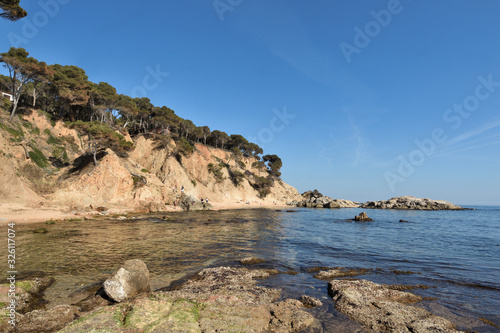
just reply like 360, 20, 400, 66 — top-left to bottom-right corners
141, 168, 150, 173
21, 120, 40, 134
1, 97, 11, 110
52, 146, 69, 163
230, 169, 245, 186
251, 175, 274, 198
236, 160, 246, 169
208, 163, 224, 182
191, 179, 197, 187
0, 121, 24, 141
132, 175, 146, 188
47, 135, 60, 145
29, 147, 49, 168
177, 137, 194, 156
43, 128, 51, 136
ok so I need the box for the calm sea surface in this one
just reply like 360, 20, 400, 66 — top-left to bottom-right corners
2, 206, 499, 331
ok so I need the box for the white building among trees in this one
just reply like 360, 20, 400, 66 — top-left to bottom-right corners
1, 91, 13, 101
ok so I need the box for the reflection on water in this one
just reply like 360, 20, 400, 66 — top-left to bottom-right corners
2, 207, 499, 331
3, 210, 287, 305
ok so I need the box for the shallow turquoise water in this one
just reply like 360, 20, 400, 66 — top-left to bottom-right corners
2, 206, 499, 331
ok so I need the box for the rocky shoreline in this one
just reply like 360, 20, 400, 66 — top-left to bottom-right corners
292, 190, 465, 211
361, 196, 465, 210
2, 260, 475, 332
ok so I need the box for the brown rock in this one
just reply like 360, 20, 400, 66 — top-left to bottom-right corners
299, 295, 323, 308
354, 212, 373, 221
269, 299, 316, 332
240, 257, 266, 265
328, 279, 462, 332
15, 305, 80, 333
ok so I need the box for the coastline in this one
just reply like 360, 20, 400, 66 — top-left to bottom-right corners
0, 200, 289, 225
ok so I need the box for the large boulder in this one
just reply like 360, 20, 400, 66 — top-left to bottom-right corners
103, 259, 150, 302
180, 195, 213, 211
326, 201, 341, 209
328, 279, 462, 332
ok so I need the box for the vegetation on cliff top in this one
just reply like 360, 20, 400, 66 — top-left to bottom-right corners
0, 47, 280, 171
0, 47, 284, 197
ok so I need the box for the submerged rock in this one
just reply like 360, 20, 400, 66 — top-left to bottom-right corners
314, 268, 372, 280
0, 276, 54, 314
328, 279, 463, 332
240, 256, 266, 265
103, 259, 150, 302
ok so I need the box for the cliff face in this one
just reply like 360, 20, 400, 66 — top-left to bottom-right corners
0, 109, 301, 212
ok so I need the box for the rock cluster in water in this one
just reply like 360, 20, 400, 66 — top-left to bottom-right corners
292, 191, 465, 211
292, 190, 361, 208
362, 196, 464, 210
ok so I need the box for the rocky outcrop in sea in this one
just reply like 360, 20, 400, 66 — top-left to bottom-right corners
292, 191, 465, 211
292, 190, 361, 208
362, 196, 464, 210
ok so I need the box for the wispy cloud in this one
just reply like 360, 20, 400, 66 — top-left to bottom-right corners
444, 118, 500, 147
432, 133, 500, 159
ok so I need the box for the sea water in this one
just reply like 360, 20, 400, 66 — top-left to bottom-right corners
3, 206, 499, 331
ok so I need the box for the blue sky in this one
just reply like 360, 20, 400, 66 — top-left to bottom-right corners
1, 0, 499, 205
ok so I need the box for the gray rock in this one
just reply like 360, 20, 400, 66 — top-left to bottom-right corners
326, 201, 341, 209
328, 279, 463, 332
103, 259, 150, 302
180, 195, 214, 211
299, 295, 323, 308
297, 191, 361, 209
361, 196, 464, 210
